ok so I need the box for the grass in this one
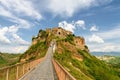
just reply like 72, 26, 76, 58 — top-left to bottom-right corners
53, 43, 93, 80
54, 40, 120, 80
0, 53, 21, 68
19, 41, 48, 61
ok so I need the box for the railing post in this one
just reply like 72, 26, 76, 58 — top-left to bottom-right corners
52, 59, 76, 80
22, 64, 24, 75
6, 68, 9, 80
0, 58, 43, 80
28, 62, 30, 71
26, 63, 28, 72
16, 66, 19, 80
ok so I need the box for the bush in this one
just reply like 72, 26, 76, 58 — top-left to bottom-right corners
64, 34, 74, 45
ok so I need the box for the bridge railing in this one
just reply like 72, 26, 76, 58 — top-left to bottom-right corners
0, 58, 44, 80
52, 59, 76, 80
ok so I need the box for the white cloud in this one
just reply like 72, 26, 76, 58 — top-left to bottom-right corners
96, 26, 120, 40
89, 34, 104, 43
0, 0, 42, 20
88, 43, 120, 52
0, 7, 32, 29
0, 45, 29, 53
8, 25, 19, 33
0, 25, 30, 53
48, 0, 112, 17
0, 27, 11, 44
0, 6, 13, 18
86, 25, 120, 52
101, 45, 116, 52
0, 33, 11, 44
75, 20, 86, 30
58, 20, 86, 33
58, 21, 75, 33
10, 18, 32, 29
90, 25, 98, 31
12, 34, 29, 45
0, 0, 41, 53
0, 0, 36, 30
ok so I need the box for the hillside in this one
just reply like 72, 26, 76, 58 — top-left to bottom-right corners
19, 29, 49, 62
0, 53, 21, 68
20, 27, 120, 80
97, 55, 120, 69
54, 40, 120, 80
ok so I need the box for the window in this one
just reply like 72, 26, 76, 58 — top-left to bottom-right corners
58, 32, 60, 35
76, 41, 77, 43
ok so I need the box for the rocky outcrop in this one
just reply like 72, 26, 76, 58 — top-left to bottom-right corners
74, 36, 85, 50
32, 27, 87, 51
51, 27, 72, 38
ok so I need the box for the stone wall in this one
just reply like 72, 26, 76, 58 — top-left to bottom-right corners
32, 27, 85, 47
52, 27, 72, 38
74, 37, 85, 50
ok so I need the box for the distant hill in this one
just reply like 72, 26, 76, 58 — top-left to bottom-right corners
91, 52, 120, 56
0, 52, 21, 68
19, 27, 120, 80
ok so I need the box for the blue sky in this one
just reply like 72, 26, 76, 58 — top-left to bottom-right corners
0, 0, 120, 53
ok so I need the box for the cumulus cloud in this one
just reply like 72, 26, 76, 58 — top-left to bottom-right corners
47, 0, 112, 17
0, 0, 42, 53
75, 20, 86, 30
96, 26, 120, 40
58, 21, 75, 33
0, 45, 29, 53
89, 34, 104, 43
88, 43, 120, 52
0, 0, 36, 29
0, 25, 30, 45
90, 25, 98, 31
0, 24, 31, 53
0, 0, 42, 20
12, 34, 29, 45
0, 27, 11, 44
86, 25, 120, 52
58, 20, 86, 33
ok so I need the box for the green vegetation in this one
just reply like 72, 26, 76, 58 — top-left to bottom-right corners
101, 56, 120, 77
1, 27, 120, 80
38, 29, 48, 38
54, 40, 120, 80
19, 41, 48, 61
64, 34, 74, 45
107, 56, 120, 68
0, 53, 21, 68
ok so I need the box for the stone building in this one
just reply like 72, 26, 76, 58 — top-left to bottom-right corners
32, 27, 86, 47
51, 27, 72, 38
74, 36, 85, 50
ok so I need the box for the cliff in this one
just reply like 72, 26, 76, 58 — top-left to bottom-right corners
32, 27, 86, 50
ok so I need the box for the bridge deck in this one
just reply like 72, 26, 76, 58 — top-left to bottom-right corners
20, 45, 58, 80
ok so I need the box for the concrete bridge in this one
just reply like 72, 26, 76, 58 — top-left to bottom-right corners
0, 42, 76, 80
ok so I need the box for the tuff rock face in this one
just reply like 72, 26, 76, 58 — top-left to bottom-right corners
32, 27, 86, 50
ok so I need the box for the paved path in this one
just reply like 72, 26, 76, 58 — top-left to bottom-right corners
20, 43, 58, 80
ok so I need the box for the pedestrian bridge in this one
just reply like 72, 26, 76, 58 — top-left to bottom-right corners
0, 43, 76, 80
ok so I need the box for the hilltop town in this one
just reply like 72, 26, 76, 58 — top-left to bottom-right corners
32, 27, 86, 50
